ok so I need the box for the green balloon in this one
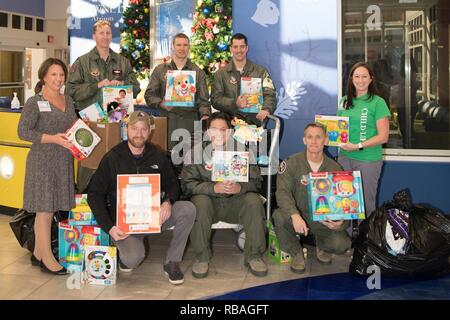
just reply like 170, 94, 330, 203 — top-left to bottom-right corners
75, 128, 94, 147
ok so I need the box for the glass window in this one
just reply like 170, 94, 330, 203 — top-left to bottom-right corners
0, 12, 7, 28
342, 0, 449, 150
12, 15, 21, 29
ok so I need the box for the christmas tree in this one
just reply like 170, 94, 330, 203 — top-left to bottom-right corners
120, 0, 150, 81
190, 0, 233, 84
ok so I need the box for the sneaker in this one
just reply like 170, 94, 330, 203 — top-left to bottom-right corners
290, 252, 306, 274
316, 247, 332, 264
119, 260, 133, 272
192, 260, 209, 279
246, 258, 268, 277
163, 261, 185, 285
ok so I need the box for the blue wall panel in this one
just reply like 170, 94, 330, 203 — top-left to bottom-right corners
378, 161, 450, 214
0, 0, 45, 18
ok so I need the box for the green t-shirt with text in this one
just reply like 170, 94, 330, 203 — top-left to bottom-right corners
337, 94, 391, 162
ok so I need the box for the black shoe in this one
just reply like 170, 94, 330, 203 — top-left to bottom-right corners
119, 260, 133, 273
30, 254, 40, 266
163, 261, 184, 285
39, 260, 67, 275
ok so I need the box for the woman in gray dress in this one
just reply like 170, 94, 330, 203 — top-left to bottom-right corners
18, 58, 78, 275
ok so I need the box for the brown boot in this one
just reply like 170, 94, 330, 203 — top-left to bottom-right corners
316, 246, 332, 264
290, 252, 306, 274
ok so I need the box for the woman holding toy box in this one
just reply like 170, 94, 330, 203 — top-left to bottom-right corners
18, 58, 78, 275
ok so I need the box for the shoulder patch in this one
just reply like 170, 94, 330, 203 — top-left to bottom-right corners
69, 63, 77, 73
278, 160, 287, 174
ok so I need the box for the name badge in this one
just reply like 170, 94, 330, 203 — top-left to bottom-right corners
38, 101, 51, 112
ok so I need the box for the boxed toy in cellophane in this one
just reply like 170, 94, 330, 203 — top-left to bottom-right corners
307, 171, 365, 221
314, 115, 349, 147
164, 70, 196, 107
84, 245, 117, 286
267, 221, 292, 264
240, 77, 263, 113
58, 221, 109, 272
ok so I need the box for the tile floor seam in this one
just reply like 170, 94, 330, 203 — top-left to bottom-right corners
22, 275, 54, 300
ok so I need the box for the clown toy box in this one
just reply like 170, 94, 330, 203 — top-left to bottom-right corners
164, 70, 196, 107
314, 115, 349, 147
84, 245, 117, 286
307, 171, 365, 221
240, 77, 263, 113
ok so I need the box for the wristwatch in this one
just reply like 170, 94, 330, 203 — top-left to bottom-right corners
358, 142, 364, 150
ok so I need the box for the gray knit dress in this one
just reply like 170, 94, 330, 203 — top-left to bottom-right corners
18, 93, 78, 212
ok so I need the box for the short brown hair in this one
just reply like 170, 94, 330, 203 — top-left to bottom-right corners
172, 33, 190, 45
93, 20, 111, 34
303, 123, 326, 135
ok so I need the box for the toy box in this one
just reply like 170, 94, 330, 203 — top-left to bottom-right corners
116, 174, 161, 234
101, 85, 134, 120
164, 70, 196, 107
211, 151, 249, 183
307, 171, 365, 221
314, 115, 349, 147
78, 102, 106, 122
84, 245, 117, 286
267, 221, 292, 264
58, 221, 110, 272
65, 119, 101, 160
69, 199, 97, 226
240, 77, 263, 113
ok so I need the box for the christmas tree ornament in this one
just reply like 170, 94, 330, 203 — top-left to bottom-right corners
203, 7, 211, 15
131, 50, 141, 59
205, 52, 212, 59
217, 42, 228, 51
215, 4, 223, 13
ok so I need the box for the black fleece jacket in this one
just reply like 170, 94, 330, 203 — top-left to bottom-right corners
87, 141, 180, 233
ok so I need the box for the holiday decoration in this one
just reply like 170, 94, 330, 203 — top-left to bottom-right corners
120, 0, 150, 80
190, 0, 232, 85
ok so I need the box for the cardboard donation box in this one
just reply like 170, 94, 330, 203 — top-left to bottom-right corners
81, 122, 121, 169
307, 171, 366, 221
116, 174, 161, 234
147, 116, 167, 152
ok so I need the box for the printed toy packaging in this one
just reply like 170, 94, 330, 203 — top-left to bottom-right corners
116, 174, 161, 234
314, 115, 349, 147
240, 77, 263, 113
211, 151, 249, 183
78, 102, 106, 122
164, 70, 196, 107
267, 221, 292, 264
84, 245, 117, 286
65, 119, 101, 160
101, 85, 134, 121
69, 195, 96, 226
58, 222, 110, 272
307, 171, 365, 221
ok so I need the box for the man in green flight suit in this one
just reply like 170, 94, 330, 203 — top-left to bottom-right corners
211, 33, 277, 126
273, 123, 351, 274
66, 20, 140, 193
181, 112, 268, 278
144, 33, 211, 152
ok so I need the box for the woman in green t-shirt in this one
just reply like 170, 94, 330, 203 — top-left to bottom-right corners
337, 62, 391, 218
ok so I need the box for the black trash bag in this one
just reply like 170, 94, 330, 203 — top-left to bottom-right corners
350, 189, 450, 278
9, 209, 65, 257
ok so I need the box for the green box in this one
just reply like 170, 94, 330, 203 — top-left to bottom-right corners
267, 221, 292, 264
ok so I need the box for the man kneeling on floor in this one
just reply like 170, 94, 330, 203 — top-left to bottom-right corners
181, 112, 267, 278
273, 123, 351, 273
87, 111, 195, 285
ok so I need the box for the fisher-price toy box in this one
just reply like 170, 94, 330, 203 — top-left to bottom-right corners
307, 171, 365, 221
314, 115, 349, 147
58, 221, 109, 272
68, 194, 96, 226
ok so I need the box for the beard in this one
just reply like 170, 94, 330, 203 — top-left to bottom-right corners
128, 136, 146, 149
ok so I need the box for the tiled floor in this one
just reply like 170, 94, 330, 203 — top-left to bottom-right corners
0, 213, 352, 300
